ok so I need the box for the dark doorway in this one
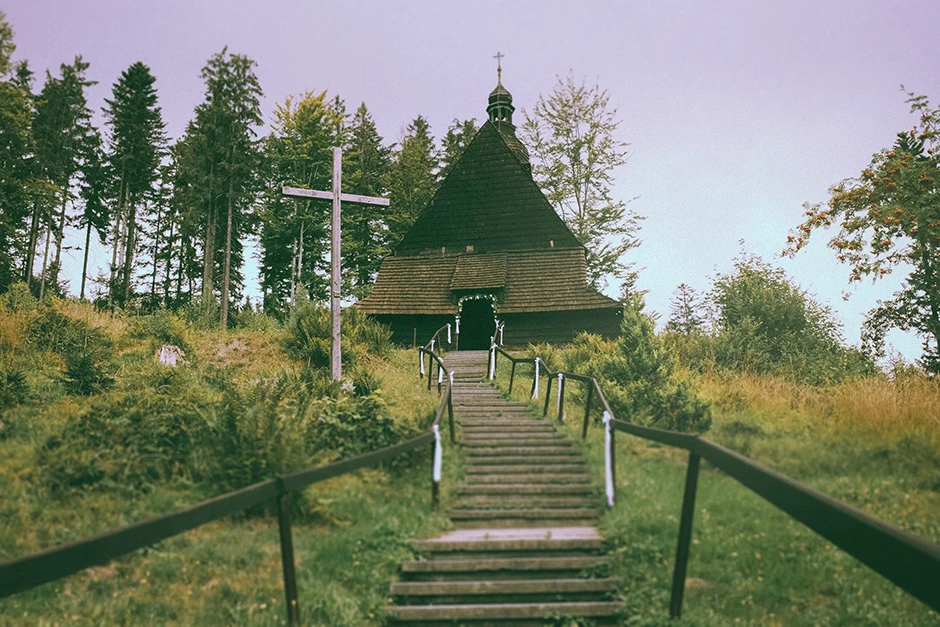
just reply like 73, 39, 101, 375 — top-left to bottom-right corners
459, 298, 496, 350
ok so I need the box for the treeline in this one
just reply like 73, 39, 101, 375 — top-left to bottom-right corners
0, 13, 477, 325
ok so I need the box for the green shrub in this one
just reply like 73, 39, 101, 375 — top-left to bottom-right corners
27, 305, 114, 395
210, 381, 310, 493
284, 302, 392, 370
129, 307, 192, 355
305, 393, 404, 459
547, 297, 712, 434
3, 281, 37, 312
0, 366, 29, 411
39, 371, 218, 492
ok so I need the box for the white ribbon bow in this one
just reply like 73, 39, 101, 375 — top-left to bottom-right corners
603, 410, 615, 507
432, 424, 442, 483
531, 357, 540, 399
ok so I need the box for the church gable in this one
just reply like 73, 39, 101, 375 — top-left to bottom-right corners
394, 121, 581, 255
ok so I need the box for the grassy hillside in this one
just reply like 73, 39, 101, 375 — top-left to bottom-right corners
492, 356, 940, 625
0, 296, 459, 625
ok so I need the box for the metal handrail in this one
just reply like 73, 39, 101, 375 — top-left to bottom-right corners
489, 350, 940, 618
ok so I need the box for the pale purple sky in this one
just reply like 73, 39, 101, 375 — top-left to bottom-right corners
7, 1, 940, 360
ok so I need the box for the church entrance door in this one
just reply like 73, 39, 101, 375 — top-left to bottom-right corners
459, 298, 496, 350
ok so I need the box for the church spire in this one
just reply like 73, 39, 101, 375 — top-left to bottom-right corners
487, 51, 515, 128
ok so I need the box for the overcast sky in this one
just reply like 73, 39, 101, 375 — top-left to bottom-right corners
6, 0, 940, 360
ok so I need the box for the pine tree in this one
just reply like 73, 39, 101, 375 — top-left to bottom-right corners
76, 127, 109, 300
343, 102, 391, 298
181, 49, 263, 327
31, 56, 96, 298
665, 283, 705, 335
0, 14, 35, 291
439, 117, 477, 179
387, 115, 438, 248
102, 61, 166, 308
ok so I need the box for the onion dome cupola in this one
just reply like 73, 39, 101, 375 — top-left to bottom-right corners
487, 52, 529, 167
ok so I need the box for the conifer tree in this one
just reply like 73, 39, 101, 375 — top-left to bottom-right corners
102, 61, 166, 308
665, 283, 706, 335
76, 127, 109, 300
32, 56, 96, 298
343, 102, 391, 298
439, 117, 477, 179
387, 115, 438, 248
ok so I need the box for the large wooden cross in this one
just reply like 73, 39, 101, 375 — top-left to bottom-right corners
282, 147, 390, 381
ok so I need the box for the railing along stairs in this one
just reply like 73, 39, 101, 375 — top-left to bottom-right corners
0, 351, 458, 626
486, 346, 940, 619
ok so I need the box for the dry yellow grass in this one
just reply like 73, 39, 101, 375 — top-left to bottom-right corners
55, 299, 128, 341
693, 369, 940, 449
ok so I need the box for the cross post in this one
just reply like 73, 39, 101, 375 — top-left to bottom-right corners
282, 147, 390, 381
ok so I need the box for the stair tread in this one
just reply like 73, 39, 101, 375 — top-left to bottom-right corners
385, 601, 622, 620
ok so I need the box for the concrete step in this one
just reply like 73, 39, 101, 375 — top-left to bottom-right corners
465, 473, 591, 484
454, 496, 598, 509
385, 601, 621, 623
467, 456, 584, 467
464, 439, 571, 448
390, 577, 620, 604
450, 508, 601, 522
399, 555, 605, 579
460, 484, 595, 496
467, 448, 579, 459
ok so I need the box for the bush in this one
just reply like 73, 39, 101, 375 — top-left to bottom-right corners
27, 304, 114, 395
548, 297, 712, 434
3, 281, 37, 312
284, 302, 392, 371
39, 370, 218, 492
129, 307, 192, 355
708, 254, 876, 384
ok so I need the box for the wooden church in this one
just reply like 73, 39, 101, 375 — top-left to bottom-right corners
357, 70, 623, 349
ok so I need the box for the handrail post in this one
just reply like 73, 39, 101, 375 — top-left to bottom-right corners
670, 452, 701, 619
276, 483, 300, 626
509, 361, 516, 393
582, 382, 594, 439
447, 374, 456, 444
542, 372, 553, 416
427, 353, 433, 390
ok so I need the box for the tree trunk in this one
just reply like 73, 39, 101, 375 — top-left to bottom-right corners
202, 163, 216, 299
39, 225, 51, 299
122, 202, 137, 306
52, 194, 67, 284
297, 218, 305, 301
80, 218, 92, 300
220, 175, 234, 329
24, 200, 39, 286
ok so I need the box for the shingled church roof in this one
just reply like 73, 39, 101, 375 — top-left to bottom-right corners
394, 120, 581, 255
357, 74, 620, 317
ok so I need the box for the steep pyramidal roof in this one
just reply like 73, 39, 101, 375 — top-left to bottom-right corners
394, 120, 581, 255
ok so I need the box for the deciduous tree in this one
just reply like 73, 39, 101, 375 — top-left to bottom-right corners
787, 90, 940, 372
520, 74, 641, 290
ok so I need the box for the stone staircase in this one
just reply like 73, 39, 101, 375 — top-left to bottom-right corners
385, 351, 622, 625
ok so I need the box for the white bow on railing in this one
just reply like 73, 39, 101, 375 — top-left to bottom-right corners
446, 323, 451, 344
603, 410, 615, 507
531, 357, 540, 399
432, 424, 442, 483
419, 351, 425, 376
557, 373, 565, 419
488, 342, 496, 380
429, 339, 435, 352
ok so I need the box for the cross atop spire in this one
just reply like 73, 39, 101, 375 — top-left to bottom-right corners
493, 51, 504, 83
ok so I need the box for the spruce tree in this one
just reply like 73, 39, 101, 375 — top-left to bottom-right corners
387, 115, 438, 248
102, 61, 166, 308
343, 102, 391, 298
